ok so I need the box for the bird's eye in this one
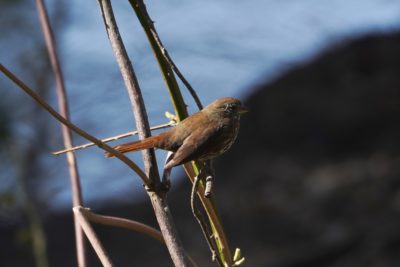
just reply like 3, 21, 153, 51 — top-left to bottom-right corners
218, 103, 239, 113
224, 104, 235, 112
218, 104, 228, 110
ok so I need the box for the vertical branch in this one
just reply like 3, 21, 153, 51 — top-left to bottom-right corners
128, 0, 233, 264
97, 0, 157, 180
96, 0, 191, 266
35, 1, 86, 266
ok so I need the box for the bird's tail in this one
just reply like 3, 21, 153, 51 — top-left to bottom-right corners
105, 136, 158, 157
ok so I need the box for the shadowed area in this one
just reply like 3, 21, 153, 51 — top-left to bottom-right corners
217, 31, 400, 267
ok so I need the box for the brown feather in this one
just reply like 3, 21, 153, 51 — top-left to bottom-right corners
105, 135, 159, 157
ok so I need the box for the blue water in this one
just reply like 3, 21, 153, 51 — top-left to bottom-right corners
2, 0, 400, 210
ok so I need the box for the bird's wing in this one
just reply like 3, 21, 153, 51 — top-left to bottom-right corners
164, 125, 218, 169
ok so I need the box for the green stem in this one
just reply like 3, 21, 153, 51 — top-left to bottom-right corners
128, 0, 188, 120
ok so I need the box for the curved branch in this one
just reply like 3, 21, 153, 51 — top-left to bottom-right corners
77, 207, 198, 267
82, 207, 164, 243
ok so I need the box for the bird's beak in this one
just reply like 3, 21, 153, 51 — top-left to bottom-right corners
238, 105, 249, 114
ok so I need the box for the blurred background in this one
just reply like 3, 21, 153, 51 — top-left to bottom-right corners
1, 0, 400, 266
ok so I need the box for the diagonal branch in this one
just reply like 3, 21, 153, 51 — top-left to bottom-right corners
0, 64, 151, 186
96, 0, 191, 266
35, 0, 86, 265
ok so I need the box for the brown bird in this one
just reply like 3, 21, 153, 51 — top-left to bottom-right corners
106, 97, 247, 169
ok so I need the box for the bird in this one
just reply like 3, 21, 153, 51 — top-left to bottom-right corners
105, 97, 247, 169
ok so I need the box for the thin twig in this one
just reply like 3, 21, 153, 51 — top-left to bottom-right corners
190, 167, 222, 266
184, 162, 233, 265
0, 64, 151, 186
130, 0, 203, 110
154, 35, 203, 110
73, 207, 114, 267
52, 122, 175, 155
35, 1, 86, 265
96, 1, 191, 266
150, 29, 203, 110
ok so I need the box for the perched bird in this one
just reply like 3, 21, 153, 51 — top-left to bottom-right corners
106, 97, 247, 169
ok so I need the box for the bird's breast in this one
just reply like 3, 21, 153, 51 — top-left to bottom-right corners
199, 116, 240, 160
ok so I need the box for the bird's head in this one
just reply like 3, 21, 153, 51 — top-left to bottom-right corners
204, 97, 248, 118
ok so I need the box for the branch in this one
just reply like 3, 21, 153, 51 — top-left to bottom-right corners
0, 64, 151, 186
79, 207, 198, 267
52, 121, 174, 155
35, 0, 86, 265
73, 207, 114, 267
128, 1, 234, 265
185, 163, 232, 265
128, 0, 188, 121
81, 207, 164, 243
129, 0, 203, 111
96, 0, 191, 266
190, 168, 221, 266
